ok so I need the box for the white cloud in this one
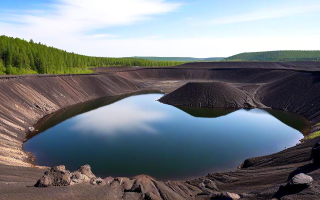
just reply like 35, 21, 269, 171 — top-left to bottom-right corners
90, 34, 119, 39
1, 1, 320, 57
209, 5, 320, 25
52, 35, 320, 57
0, 0, 181, 38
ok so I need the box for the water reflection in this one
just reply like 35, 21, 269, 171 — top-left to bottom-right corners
177, 106, 310, 135
24, 93, 309, 181
175, 106, 236, 118
265, 109, 310, 135
71, 104, 167, 134
27, 92, 162, 140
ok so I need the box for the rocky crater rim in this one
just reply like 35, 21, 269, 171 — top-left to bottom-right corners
0, 63, 320, 199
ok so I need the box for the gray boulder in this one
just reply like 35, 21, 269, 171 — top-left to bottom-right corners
77, 164, 96, 179
35, 165, 71, 187
289, 173, 313, 187
70, 171, 90, 184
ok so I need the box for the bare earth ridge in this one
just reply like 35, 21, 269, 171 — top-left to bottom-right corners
0, 62, 320, 199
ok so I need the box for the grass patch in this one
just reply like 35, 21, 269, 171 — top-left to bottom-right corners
305, 131, 320, 140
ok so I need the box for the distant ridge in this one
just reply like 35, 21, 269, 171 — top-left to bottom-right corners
133, 57, 225, 62
225, 50, 320, 62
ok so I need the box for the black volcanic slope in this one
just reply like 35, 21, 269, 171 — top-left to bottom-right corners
159, 82, 256, 108
0, 62, 320, 199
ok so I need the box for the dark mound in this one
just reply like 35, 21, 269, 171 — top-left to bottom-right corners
174, 106, 236, 118
159, 82, 256, 108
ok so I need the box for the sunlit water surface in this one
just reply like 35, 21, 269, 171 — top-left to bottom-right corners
24, 94, 308, 180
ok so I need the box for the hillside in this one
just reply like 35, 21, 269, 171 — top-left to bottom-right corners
0, 35, 184, 75
225, 50, 320, 61
133, 57, 225, 62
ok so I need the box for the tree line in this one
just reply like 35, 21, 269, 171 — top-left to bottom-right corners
0, 35, 184, 75
224, 50, 320, 62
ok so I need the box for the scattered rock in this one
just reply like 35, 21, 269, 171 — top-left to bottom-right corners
76, 164, 96, 179
224, 192, 241, 199
90, 177, 106, 186
34, 103, 42, 110
70, 171, 90, 184
117, 177, 136, 191
203, 179, 218, 191
28, 127, 35, 132
210, 191, 240, 199
104, 176, 114, 185
241, 159, 254, 169
288, 173, 313, 189
239, 193, 256, 198
35, 165, 71, 187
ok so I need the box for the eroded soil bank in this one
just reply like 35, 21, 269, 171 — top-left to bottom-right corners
0, 62, 320, 199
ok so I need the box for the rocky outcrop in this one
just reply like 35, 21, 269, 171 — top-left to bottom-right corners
35, 165, 71, 187
36, 165, 106, 187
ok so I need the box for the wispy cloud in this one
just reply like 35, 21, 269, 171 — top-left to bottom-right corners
210, 5, 320, 25
0, 0, 181, 38
90, 34, 119, 39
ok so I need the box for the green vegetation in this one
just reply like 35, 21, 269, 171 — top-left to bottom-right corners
225, 51, 320, 62
0, 35, 184, 75
134, 57, 225, 62
305, 130, 320, 140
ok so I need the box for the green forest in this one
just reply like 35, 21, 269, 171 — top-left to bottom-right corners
225, 50, 320, 62
0, 35, 184, 75
133, 57, 225, 62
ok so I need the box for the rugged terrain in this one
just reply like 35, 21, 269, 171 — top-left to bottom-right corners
0, 62, 320, 199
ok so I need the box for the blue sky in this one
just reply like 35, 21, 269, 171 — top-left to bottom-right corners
1, 0, 320, 57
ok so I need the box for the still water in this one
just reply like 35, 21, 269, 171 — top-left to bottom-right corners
24, 94, 309, 180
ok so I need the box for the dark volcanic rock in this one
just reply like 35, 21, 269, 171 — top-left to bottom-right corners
35, 165, 71, 187
312, 141, 320, 164
159, 82, 256, 108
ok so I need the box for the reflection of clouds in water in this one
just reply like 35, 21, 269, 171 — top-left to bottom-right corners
243, 109, 268, 115
231, 109, 275, 124
71, 104, 166, 134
